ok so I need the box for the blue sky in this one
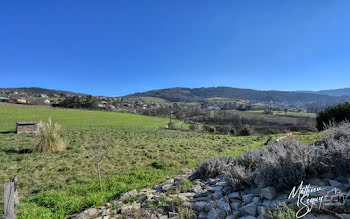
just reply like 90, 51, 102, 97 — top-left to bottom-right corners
1, 1, 350, 96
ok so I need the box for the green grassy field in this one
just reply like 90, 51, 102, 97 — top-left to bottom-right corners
210, 109, 316, 126
128, 97, 170, 105
0, 102, 177, 132
0, 103, 316, 218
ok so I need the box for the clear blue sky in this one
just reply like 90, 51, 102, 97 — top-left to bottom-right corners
1, 1, 350, 96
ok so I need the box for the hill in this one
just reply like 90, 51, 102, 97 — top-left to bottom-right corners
296, 88, 350, 97
315, 88, 350, 97
127, 86, 345, 106
0, 87, 87, 97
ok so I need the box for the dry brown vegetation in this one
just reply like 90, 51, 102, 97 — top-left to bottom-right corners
34, 118, 66, 153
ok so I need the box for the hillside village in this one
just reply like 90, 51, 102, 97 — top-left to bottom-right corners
0, 87, 325, 114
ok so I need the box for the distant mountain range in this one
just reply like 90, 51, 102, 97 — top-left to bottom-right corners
0, 87, 86, 97
296, 88, 350, 97
1, 86, 350, 107
127, 86, 350, 106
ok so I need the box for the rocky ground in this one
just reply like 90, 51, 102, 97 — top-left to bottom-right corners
68, 170, 350, 219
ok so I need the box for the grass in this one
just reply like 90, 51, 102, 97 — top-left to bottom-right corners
0, 129, 280, 218
0, 102, 180, 132
210, 109, 315, 126
0, 103, 317, 218
205, 97, 249, 104
128, 97, 169, 104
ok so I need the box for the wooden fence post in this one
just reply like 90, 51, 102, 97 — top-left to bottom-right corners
2, 177, 18, 219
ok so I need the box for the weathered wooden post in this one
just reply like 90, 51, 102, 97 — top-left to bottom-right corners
2, 177, 18, 219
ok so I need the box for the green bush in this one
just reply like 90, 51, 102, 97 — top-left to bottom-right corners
215, 125, 231, 134
316, 102, 350, 131
238, 126, 252, 136
189, 123, 199, 131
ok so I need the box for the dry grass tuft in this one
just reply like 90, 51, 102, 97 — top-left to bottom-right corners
34, 118, 65, 153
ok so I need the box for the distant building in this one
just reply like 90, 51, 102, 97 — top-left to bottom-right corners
16, 121, 40, 134
0, 97, 9, 102
128, 109, 137, 114
40, 94, 48, 98
16, 98, 27, 104
98, 103, 106, 108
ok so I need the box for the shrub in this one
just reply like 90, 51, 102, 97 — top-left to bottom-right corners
316, 102, 350, 131
203, 124, 215, 133
189, 123, 199, 131
238, 126, 252, 136
192, 156, 234, 180
230, 127, 237, 135
263, 204, 297, 219
193, 122, 350, 192
215, 125, 231, 134
34, 118, 65, 153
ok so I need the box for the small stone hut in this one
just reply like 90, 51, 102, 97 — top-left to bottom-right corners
16, 121, 39, 134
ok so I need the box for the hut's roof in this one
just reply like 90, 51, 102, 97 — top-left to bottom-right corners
16, 121, 38, 125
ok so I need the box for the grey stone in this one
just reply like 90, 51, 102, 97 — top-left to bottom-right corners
205, 201, 217, 212
239, 202, 257, 216
328, 179, 342, 187
227, 192, 241, 200
230, 201, 241, 211
239, 216, 257, 219
193, 201, 207, 212
338, 214, 350, 219
260, 186, 276, 200
179, 192, 195, 198
195, 191, 209, 198
309, 178, 328, 186
334, 176, 348, 184
209, 185, 224, 192
217, 198, 231, 212
316, 215, 337, 219
252, 197, 260, 203
226, 211, 239, 219
120, 189, 138, 201
76, 208, 98, 218
257, 206, 264, 215
207, 207, 226, 219
120, 202, 141, 213
168, 212, 179, 218
178, 194, 189, 202
166, 178, 175, 184
162, 184, 173, 191
198, 211, 207, 219
182, 201, 193, 208
242, 194, 254, 203
191, 184, 202, 192
213, 190, 223, 200
150, 214, 158, 219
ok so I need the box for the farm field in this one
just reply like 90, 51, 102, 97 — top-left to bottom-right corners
0, 103, 316, 218
0, 102, 182, 132
210, 109, 316, 126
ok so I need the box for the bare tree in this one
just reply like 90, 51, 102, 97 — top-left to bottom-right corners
88, 118, 111, 192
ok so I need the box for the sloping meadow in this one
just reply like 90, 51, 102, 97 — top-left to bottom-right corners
1, 127, 274, 218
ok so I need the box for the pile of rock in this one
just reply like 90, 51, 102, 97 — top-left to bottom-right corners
70, 171, 350, 219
